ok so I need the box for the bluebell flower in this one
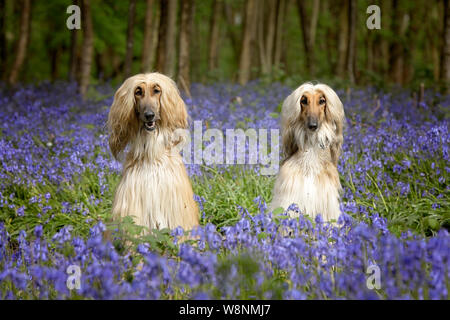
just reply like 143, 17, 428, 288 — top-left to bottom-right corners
17, 206, 25, 217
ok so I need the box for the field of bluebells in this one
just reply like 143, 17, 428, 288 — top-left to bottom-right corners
0, 80, 449, 299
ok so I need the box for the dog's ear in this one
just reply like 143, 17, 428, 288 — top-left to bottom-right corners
317, 84, 345, 132
159, 79, 188, 130
281, 124, 298, 163
330, 122, 343, 166
280, 90, 302, 162
317, 84, 345, 165
107, 78, 139, 159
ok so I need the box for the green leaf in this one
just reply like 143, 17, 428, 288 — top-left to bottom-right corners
272, 207, 285, 215
269, 112, 279, 119
257, 232, 269, 240
426, 217, 440, 230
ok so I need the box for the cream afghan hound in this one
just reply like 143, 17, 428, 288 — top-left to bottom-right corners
270, 83, 346, 221
107, 72, 199, 231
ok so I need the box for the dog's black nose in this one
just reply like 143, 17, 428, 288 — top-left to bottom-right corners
144, 110, 155, 121
307, 118, 318, 131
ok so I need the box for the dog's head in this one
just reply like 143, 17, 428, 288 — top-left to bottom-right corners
107, 73, 188, 159
133, 81, 162, 132
281, 83, 345, 159
298, 89, 327, 132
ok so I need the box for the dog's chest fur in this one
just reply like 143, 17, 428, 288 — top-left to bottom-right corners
270, 146, 341, 221
112, 130, 198, 230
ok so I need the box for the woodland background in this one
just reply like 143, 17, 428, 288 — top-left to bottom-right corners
1, 0, 450, 96
0, 0, 449, 300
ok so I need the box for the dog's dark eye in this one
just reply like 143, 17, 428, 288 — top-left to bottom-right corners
153, 87, 161, 94
300, 96, 308, 105
135, 87, 143, 96
319, 98, 326, 105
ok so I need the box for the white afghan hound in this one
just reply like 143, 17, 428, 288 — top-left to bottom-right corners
107, 72, 199, 231
270, 83, 346, 221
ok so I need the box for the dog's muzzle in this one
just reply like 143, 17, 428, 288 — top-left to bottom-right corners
144, 121, 156, 131
143, 110, 157, 132
307, 117, 318, 131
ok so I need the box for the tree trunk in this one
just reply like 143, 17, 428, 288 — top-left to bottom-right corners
371, 31, 381, 75
208, 0, 221, 71
223, 2, 241, 62
150, 7, 161, 71
380, 0, 390, 81
296, 0, 311, 74
441, 0, 450, 92
279, 0, 289, 73
323, 0, 338, 73
309, 0, 320, 50
239, 0, 257, 85
403, 6, 416, 85
165, 0, 178, 77
297, 0, 319, 76
141, 0, 157, 73
50, 47, 62, 82
250, 2, 260, 78
79, 0, 94, 98
68, 0, 79, 82
8, 0, 31, 85
265, 0, 277, 70
156, 0, 168, 73
346, 0, 356, 84
110, 47, 124, 79
95, 50, 106, 80
0, 0, 6, 77
365, 7, 374, 78
337, 0, 348, 77
124, 0, 137, 78
389, 0, 403, 84
366, 33, 373, 77
429, 2, 440, 81
178, 0, 194, 94
257, 1, 265, 74
395, 11, 409, 85
68, 24, 78, 81
156, 0, 177, 77
258, 0, 277, 75
273, 0, 286, 69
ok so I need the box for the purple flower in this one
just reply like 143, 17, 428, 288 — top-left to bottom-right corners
17, 206, 25, 217
34, 225, 43, 238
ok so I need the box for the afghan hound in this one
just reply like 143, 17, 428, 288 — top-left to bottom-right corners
107, 72, 199, 231
270, 83, 346, 221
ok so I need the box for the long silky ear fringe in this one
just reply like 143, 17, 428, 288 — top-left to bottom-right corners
280, 83, 312, 162
281, 124, 298, 164
157, 75, 188, 131
107, 77, 139, 160
315, 84, 345, 166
